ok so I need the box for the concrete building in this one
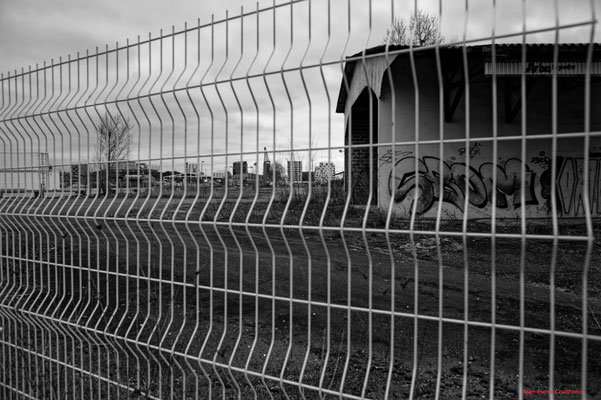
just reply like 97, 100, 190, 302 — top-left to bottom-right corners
212, 171, 230, 184
315, 162, 336, 184
302, 171, 315, 182
233, 161, 248, 176
336, 43, 601, 219
287, 160, 302, 184
185, 162, 199, 175
70, 163, 88, 185
263, 160, 272, 183
111, 160, 143, 172
212, 171, 229, 179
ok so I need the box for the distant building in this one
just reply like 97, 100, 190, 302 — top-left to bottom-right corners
212, 171, 230, 180
246, 173, 262, 182
70, 163, 88, 185
287, 161, 302, 184
185, 162, 199, 175
113, 160, 138, 172
71, 163, 88, 176
314, 162, 335, 184
233, 161, 248, 176
262, 147, 272, 183
108, 160, 147, 177
263, 160, 272, 182
301, 171, 315, 182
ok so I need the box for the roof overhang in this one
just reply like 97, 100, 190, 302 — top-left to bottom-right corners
335, 43, 601, 114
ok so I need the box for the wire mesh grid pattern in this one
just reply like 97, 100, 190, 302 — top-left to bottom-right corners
1, 0, 600, 398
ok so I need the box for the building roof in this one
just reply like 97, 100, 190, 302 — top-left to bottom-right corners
336, 43, 601, 113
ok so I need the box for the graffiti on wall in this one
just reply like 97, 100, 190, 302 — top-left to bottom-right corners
457, 142, 481, 158
554, 156, 601, 216
384, 151, 600, 217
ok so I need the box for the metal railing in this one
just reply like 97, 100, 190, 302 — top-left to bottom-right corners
1, 0, 600, 399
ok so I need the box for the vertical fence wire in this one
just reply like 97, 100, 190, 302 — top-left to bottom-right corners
0, 0, 600, 399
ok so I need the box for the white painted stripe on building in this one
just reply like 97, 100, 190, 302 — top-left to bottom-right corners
485, 61, 601, 75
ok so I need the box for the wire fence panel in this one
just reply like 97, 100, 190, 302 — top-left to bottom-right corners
1, 0, 600, 399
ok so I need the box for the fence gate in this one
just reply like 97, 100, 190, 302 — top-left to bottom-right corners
1, 0, 600, 399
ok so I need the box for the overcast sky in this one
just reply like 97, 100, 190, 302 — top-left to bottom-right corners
1, 0, 598, 74
0, 0, 599, 181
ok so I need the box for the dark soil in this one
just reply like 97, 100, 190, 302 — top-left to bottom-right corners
1, 192, 600, 399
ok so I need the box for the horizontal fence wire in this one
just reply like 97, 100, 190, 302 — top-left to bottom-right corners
0, 0, 600, 399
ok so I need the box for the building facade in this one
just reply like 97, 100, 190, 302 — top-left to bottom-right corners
315, 162, 336, 184
287, 161, 302, 184
233, 161, 248, 176
185, 162, 199, 175
336, 44, 601, 219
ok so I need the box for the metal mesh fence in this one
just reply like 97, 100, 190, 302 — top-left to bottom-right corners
0, 0, 600, 398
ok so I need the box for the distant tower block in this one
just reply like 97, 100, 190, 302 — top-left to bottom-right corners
315, 162, 335, 184
287, 160, 302, 184
233, 161, 248, 176
263, 147, 272, 183
38, 153, 50, 195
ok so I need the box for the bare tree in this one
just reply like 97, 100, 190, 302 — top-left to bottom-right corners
383, 10, 444, 46
95, 112, 133, 165
94, 112, 133, 194
272, 161, 286, 187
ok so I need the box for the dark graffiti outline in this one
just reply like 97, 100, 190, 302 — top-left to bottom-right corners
388, 155, 539, 215
555, 156, 601, 216
379, 149, 413, 168
457, 142, 481, 158
530, 151, 552, 170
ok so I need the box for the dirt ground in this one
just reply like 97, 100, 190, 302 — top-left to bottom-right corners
1, 193, 600, 399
